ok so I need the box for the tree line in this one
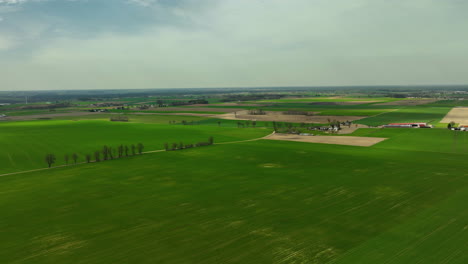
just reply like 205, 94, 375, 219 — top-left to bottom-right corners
44, 143, 144, 168
164, 137, 214, 151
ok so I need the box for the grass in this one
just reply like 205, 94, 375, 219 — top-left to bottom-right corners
0, 135, 467, 263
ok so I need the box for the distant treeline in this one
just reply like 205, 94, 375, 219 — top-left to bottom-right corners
164, 137, 214, 151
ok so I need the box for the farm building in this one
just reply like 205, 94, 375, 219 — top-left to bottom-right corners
383, 123, 432, 128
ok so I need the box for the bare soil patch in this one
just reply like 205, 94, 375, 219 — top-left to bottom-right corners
338, 124, 370, 134
441, 107, 468, 125
376, 99, 438, 106
215, 110, 365, 123
265, 134, 387, 147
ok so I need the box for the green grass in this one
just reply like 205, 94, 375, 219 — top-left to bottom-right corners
0, 120, 271, 174
0, 136, 467, 263
356, 107, 451, 126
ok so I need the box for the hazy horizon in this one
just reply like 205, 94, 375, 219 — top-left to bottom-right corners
1, 0, 468, 91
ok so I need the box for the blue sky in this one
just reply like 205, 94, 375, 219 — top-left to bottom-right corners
1, 0, 468, 90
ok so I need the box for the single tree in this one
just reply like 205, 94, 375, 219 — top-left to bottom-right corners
172, 142, 178, 150
108, 147, 114, 159
448, 121, 455, 129
217, 121, 221, 127
118, 145, 124, 158
85, 154, 91, 163
208, 136, 214, 145
124, 145, 129, 156
131, 144, 136, 155
64, 154, 69, 165
72, 153, 78, 164
102, 145, 109, 160
164, 143, 169, 151
179, 142, 184, 149
94, 151, 101, 162
252, 121, 257, 128
137, 143, 144, 154
45, 154, 56, 168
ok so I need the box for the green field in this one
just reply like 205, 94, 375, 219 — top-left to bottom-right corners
356, 107, 451, 126
0, 119, 270, 174
1, 101, 467, 263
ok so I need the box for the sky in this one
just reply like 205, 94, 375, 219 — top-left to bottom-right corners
0, 0, 468, 91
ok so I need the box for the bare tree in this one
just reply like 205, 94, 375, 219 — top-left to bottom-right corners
45, 154, 56, 168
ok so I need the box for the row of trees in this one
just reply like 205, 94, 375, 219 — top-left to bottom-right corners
44, 143, 144, 168
164, 137, 214, 151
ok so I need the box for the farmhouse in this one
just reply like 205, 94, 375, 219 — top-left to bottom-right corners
383, 123, 432, 128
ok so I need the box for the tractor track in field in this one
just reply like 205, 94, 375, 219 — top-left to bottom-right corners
0, 132, 276, 178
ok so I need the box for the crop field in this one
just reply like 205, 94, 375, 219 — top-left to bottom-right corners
1, 130, 467, 263
0, 119, 270, 174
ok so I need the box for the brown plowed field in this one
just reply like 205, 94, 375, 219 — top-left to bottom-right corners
264, 134, 387, 147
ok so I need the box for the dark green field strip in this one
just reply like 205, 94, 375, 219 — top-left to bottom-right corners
424, 100, 468, 107
0, 140, 467, 263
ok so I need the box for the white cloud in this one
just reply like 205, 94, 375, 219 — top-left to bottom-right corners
126, 0, 156, 7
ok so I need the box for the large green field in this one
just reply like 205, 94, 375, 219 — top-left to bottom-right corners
1, 113, 467, 263
0, 119, 271, 174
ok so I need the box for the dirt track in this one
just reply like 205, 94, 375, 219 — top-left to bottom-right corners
441, 107, 468, 125
264, 134, 387, 147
